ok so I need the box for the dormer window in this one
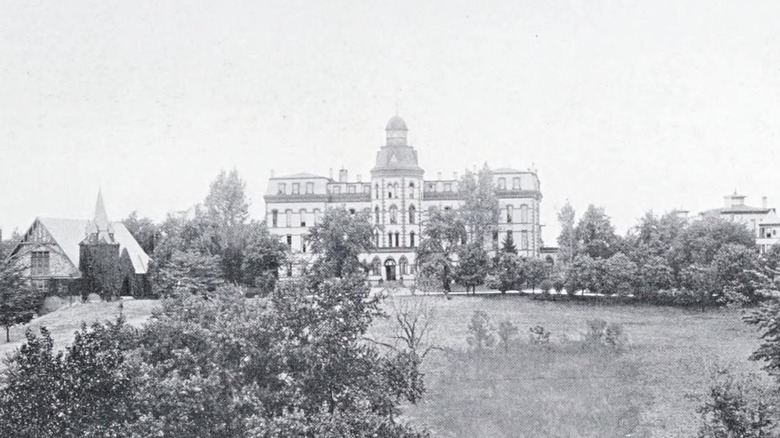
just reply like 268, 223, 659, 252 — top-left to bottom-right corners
292, 183, 300, 195
277, 183, 286, 194
306, 182, 314, 194
498, 178, 506, 190
513, 177, 521, 190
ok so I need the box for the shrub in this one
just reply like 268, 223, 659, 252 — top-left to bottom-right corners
39, 296, 65, 315
497, 320, 519, 352
585, 319, 627, 350
466, 310, 495, 350
529, 325, 551, 345
696, 366, 775, 438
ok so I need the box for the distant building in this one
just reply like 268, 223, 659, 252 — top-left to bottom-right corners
264, 115, 543, 285
700, 192, 780, 253
5, 192, 151, 297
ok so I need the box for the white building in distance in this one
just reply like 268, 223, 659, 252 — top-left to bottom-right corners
264, 115, 543, 284
700, 192, 780, 253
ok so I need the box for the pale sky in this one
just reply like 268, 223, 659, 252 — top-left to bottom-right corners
1, 1, 779, 244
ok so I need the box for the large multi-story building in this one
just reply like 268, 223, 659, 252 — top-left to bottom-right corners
264, 115, 543, 284
700, 192, 780, 253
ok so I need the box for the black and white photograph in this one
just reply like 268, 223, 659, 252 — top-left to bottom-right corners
1, 1, 780, 436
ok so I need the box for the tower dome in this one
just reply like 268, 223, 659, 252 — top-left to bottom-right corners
386, 115, 408, 131
385, 115, 408, 146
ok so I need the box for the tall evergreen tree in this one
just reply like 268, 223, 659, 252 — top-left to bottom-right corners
557, 201, 577, 264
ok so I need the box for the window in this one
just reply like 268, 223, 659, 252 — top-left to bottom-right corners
348, 185, 356, 194
375, 184, 379, 199
286, 263, 292, 277
520, 205, 529, 223
506, 205, 513, 223
349, 208, 356, 215
521, 230, 529, 250
363, 184, 370, 193
409, 205, 416, 224
492, 231, 499, 245
498, 178, 506, 190
286, 235, 292, 248
332, 186, 341, 194
292, 183, 300, 194
31, 251, 50, 276
513, 177, 521, 190
33, 279, 47, 291
306, 182, 314, 194
389, 205, 398, 224
506, 230, 512, 244
371, 257, 382, 276
388, 232, 393, 247
302, 239, 307, 253
375, 231, 380, 246
444, 183, 452, 192
410, 232, 416, 247
313, 209, 321, 224
300, 209, 307, 227
271, 210, 278, 228
388, 183, 394, 199
399, 257, 409, 275
409, 182, 415, 199
444, 206, 451, 211
285, 210, 292, 227
277, 183, 286, 194
395, 232, 400, 247
375, 206, 380, 224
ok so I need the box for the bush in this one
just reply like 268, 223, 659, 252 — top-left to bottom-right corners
529, 325, 551, 345
39, 296, 65, 315
466, 310, 495, 350
697, 366, 775, 438
585, 319, 627, 350
497, 320, 518, 352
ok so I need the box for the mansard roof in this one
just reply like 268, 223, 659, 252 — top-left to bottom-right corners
271, 172, 330, 180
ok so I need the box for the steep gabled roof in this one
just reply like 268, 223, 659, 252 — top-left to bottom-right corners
761, 210, 780, 226
35, 217, 150, 274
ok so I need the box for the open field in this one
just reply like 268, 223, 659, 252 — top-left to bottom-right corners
370, 295, 771, 437
0, 293, 770, 437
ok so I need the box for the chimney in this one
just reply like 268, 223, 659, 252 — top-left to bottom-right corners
356, 174, 362, 182
763, 196, 768, 209
329, 168, 333, 180
437, 172, 442, 180
339, 168, 348, 182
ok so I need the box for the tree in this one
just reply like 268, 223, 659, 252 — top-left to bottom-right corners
201, 169, 252, 284
156, 249, 224, 296
712, 244, 763, 305
0, 318, 139, 437
0, 230, 21, 261
524, 258, 549, 292
416, 209, 466, 293
466, 310, 495, 350
241, 221, 287, 294
454, 243, 490, 293
601, 253, 638, 296
123, 211, 159, 255
487, 252, 524, 293
557, 201, 577, 265
307, 207, 375, 279
669, 216, 755, 275
501, 232, 518, 254
458, 164, 500, 244
575, 205, 619, 259
0, 259, 42, 342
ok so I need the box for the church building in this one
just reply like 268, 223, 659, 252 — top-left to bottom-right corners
5, 192, 152, 298
264, 115, 543, 285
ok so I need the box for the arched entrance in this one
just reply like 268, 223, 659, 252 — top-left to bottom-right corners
384, 258, 397, 281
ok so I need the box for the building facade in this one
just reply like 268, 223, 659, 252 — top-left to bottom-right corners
5, 192, 152, 297
264, 115, 543, 284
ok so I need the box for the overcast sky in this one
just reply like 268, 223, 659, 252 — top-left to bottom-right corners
1, 1, 779, 244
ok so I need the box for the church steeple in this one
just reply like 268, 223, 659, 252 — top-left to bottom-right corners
83, 190, 115, 244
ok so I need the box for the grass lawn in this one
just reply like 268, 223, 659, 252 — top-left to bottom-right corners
369, 294, 770, 438
0, 293, 769, 437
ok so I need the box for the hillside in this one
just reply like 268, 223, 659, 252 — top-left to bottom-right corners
0, 299, 160, 369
